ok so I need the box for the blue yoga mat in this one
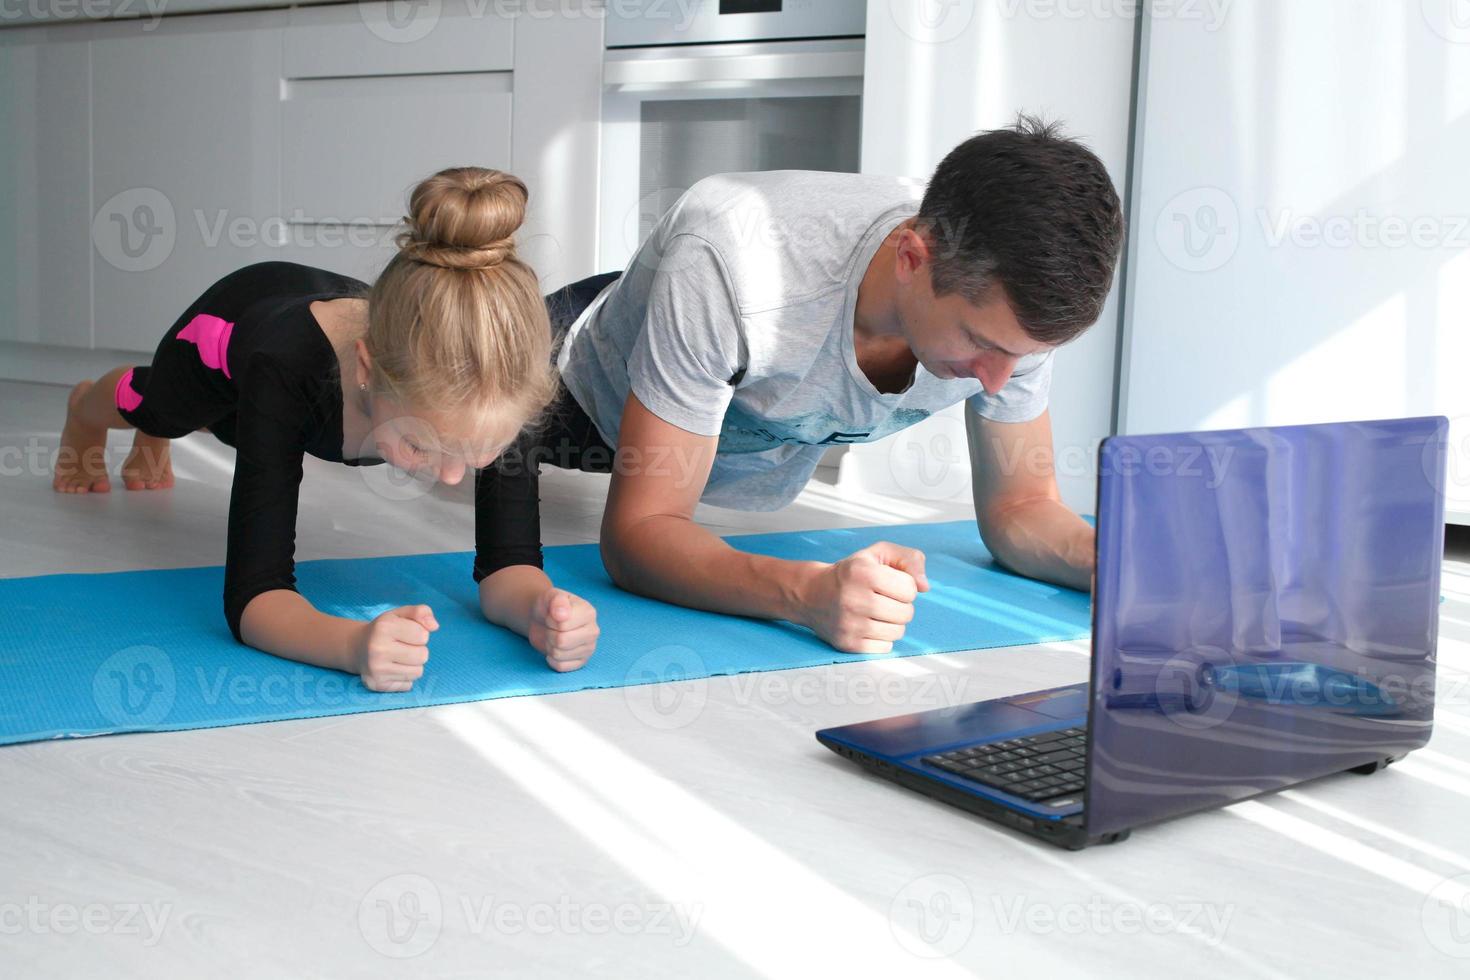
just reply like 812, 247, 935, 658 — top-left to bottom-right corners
0, 520, 1092, 745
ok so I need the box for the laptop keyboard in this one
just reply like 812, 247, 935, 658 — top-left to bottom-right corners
921, 726, 1087, 803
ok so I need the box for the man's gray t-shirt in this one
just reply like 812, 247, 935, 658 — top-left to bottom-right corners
557, 170, 1055, 511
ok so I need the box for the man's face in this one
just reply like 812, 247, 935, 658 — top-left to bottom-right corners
893, 232, 1054, 395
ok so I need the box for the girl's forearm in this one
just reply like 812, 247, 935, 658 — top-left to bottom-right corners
239, 589, 366, 673
479, 564, 553, 636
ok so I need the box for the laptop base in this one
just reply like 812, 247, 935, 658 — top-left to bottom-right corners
816, 734, 1131, 850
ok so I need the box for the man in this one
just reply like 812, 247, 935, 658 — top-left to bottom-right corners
546, 115, 1123, 653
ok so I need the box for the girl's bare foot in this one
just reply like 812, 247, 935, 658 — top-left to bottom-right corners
121, 431, 174, 490
53, 381, 112, 494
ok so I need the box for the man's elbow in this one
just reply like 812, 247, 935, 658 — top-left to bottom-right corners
973, 495, 1050, 568
974, 512, 1015, 570
599, 513, 643, 590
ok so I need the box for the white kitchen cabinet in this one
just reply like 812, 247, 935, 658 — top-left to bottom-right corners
267, 0, 600, 292
0, 0, 605, 380
277, 70, 515, 283
283, 0, 516, 79
89, 10, 286, 353
842, 0, 1138, 516
276, 0, 516, 285
0, 25, 92, 348
509, 0, 606, 292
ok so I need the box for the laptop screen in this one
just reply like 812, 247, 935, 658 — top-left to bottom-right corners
1086, 417, 1449, 837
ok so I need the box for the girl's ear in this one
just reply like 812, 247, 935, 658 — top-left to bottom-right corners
354, 339, 372, 390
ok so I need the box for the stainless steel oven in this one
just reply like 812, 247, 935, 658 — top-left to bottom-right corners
598, 0, 867, 269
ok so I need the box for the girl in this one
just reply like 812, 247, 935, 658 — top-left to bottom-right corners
53, 168, 600, 689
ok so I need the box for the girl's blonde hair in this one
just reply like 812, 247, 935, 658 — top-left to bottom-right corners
365, 167, 556, 439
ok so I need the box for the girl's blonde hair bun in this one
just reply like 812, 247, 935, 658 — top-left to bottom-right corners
365, 166, 558, 438
397, 168, 528, 272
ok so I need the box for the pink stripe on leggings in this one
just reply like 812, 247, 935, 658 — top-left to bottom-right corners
115, 368, 143, 413
177, 313, 235, 379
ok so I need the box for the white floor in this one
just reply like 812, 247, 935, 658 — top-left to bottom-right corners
3, 377, 1469, 979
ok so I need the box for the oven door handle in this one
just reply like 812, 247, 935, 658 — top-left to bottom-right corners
603, 49, 865, 89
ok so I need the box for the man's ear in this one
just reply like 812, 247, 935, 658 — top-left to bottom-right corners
354, 339, 372, 390
893, 225, 932, 284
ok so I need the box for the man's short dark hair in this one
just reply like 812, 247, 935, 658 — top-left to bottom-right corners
917, 114, 1124, 345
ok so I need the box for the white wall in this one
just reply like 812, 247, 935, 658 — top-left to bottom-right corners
1120, 0, 1470, 523
844, 0, 1138, 517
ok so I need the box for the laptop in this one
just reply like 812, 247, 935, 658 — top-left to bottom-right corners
816, 417, 1450, 848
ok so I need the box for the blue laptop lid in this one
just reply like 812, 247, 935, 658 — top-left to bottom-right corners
1086, 417, 1449, 837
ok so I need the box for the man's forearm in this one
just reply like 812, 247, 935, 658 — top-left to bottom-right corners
603, 514, 824, 622
977, 498, 1095, 592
